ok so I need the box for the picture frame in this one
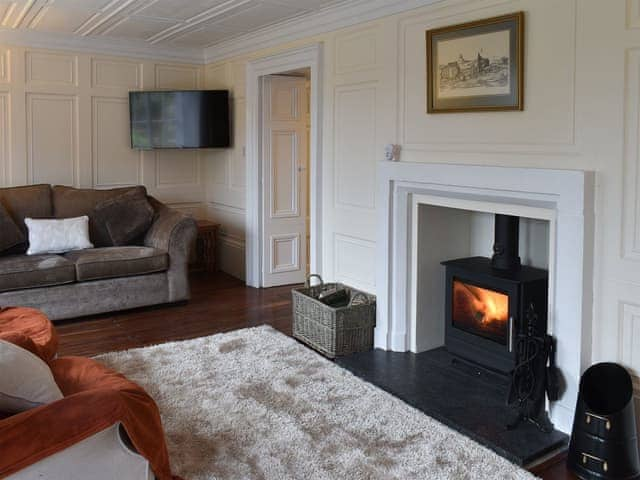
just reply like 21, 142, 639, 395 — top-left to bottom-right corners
426, 12, 524, 113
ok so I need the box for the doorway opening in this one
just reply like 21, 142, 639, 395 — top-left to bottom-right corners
245, 44, 323, 288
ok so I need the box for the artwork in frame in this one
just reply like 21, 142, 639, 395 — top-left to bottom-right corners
426, 12, 524, 113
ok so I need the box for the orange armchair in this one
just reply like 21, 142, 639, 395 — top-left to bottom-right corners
0, 309, 180, 480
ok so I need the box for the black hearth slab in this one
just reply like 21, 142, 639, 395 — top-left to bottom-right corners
335, 347, 569, 466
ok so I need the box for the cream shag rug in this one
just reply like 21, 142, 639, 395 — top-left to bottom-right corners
96, 326, 537, 480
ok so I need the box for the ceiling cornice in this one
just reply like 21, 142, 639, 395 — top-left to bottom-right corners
0, 27, 205, 64
202, 0, 445, 64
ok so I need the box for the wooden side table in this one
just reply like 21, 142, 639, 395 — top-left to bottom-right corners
194, 220, 220, 273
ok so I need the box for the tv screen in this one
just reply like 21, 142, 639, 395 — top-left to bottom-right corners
129, 90, 230, 149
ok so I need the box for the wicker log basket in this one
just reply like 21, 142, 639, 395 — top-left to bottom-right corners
292, 275, 376, 358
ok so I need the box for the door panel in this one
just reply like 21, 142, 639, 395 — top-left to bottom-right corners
271, 233, 300, 273
270, 83, 300, 121
262, 75, 308, 287
270, 130, 298, 217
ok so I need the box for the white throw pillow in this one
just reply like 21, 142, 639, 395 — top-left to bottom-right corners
25, 216, 93, 255
0, 339, 63, 413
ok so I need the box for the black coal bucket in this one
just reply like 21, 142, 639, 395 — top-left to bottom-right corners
568, 362, 640, 480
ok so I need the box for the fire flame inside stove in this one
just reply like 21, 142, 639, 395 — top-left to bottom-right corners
452, 280, 508, 339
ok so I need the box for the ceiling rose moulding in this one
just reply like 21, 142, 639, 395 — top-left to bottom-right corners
12, 0, 39, 29
97, 1, 172, 37
74, 0, 141, 36
16, 0, 55, 29
147, 0, 254, 45
202, 0, 445, 64
0, 27, 205, 64
25, 2, 52, 30
1, 3, 16, 27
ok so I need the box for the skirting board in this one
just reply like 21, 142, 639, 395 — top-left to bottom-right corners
203, 202, 246, 281
217, 233, 246, 281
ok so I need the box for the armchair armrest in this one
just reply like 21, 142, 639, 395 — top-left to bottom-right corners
144, 203, 197, 302
0, 357, 177, 480
0, 391, 153, 479
7, 422, 153, 480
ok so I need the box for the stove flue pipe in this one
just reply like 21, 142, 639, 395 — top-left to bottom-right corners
491, 214, 521, 271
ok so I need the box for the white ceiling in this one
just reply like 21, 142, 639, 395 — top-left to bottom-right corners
0, 0, 347, 48
0, 0, 443, 63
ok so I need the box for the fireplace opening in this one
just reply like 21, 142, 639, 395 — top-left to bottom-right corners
442, 214, 549, 375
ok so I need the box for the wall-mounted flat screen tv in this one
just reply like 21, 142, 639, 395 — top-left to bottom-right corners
129, 90, 230, 149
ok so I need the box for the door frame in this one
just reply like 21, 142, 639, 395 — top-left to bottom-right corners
245, 43, 324, 287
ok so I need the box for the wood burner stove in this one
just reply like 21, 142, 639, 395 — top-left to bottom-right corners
441, 215, 549, 374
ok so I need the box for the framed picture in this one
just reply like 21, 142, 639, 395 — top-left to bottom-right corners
426, 12, 524, 113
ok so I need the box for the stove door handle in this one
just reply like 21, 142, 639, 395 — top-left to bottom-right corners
508, 316, 514, 352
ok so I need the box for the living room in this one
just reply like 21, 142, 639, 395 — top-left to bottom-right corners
0, 1, 638, 479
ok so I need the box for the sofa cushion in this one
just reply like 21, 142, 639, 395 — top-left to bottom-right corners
64, 246, 168, 282
0, 255, 75, 293
52, 185, 148, 247
0, 203, 25, 254
0, 184, 52, 253
93, 190, 155, 246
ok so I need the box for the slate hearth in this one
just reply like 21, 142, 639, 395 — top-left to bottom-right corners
336, 347, 568, 466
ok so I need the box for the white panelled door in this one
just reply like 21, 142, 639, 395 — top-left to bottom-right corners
261, 75, 309, 287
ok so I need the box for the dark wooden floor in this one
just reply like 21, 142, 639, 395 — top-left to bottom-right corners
56, 271, 293, 357
56, 271, 574, 479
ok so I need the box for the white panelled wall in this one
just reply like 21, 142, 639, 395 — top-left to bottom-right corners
0, 46, 205, 215
201, 0, 640, 409
1, 0, 638, 415
204, 61, 248, 280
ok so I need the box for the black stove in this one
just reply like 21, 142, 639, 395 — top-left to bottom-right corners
441, 214, 549, 374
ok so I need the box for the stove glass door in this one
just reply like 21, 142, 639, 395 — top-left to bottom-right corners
451, 278, 509, 345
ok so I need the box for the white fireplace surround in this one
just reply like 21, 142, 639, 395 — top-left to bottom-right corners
375, 161, 595, 433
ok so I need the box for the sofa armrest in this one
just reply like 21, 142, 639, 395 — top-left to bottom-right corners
144, 205, 197, 302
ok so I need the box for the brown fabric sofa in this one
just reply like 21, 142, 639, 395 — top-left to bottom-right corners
0, 184, 197, 321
